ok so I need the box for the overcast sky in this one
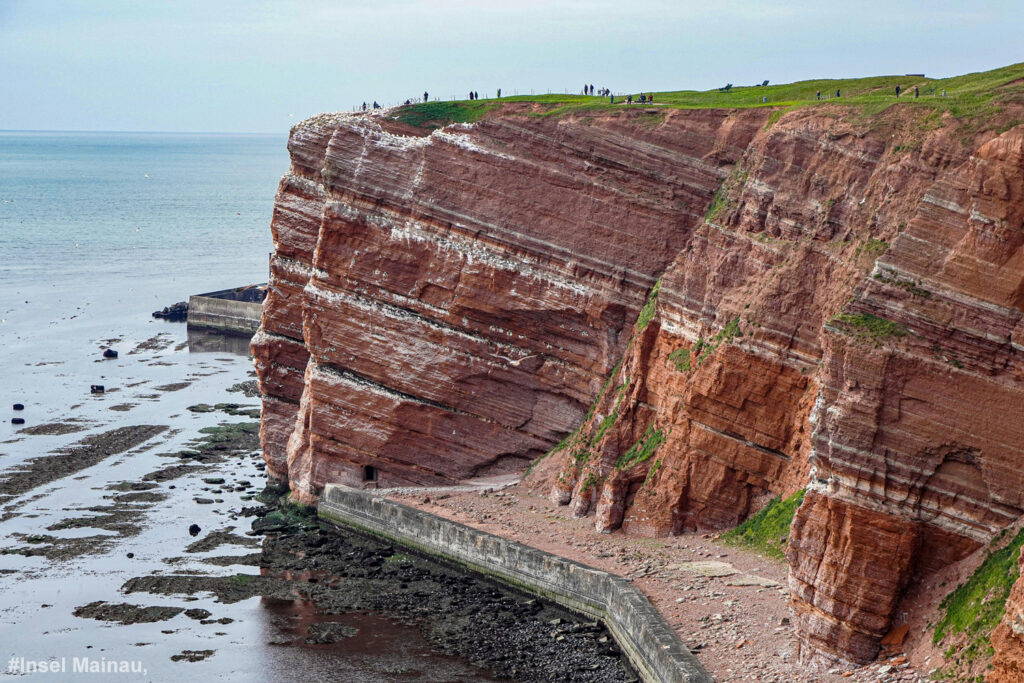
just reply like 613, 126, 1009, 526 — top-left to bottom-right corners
1, 0, 1021, 133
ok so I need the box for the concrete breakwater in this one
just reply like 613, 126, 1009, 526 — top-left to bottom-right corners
318, 484, 711, 683
187, 284, 266, 335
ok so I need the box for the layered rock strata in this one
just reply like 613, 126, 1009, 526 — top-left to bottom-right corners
253, 107, 768, 499
537, 108, 1024, 666
788, 124, 1024, 666
254, 98, 1024, 668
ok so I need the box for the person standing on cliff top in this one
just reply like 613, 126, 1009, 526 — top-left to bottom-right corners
497, 88, 501, 98
816, 90, 821, 100
423, 91, 428, 102
896, 84, 901, 97
836, 88, 841, 97
914, 85, 919, 98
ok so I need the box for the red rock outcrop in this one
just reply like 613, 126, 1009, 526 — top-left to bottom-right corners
253, 107, 769, 501
538, 106, 1024, 666
788, 123, 1024, 667
989, 546, 1024, 683
254, 94, 1024, 667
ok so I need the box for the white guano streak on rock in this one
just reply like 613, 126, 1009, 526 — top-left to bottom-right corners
304, 281, 529, 368
385, 217, 592, 296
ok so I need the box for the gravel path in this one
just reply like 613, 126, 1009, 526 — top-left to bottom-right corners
387, 482, 929, 683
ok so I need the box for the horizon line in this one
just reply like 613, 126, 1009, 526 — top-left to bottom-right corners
0, 128, 286, 136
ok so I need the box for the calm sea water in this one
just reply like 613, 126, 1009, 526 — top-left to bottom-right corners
0, 131, 285, 434
0, 132, 510, 680
0, 131, 283, 323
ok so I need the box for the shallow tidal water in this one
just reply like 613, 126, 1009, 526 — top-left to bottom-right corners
0, 132, 629, 681
0, 132, 503, 680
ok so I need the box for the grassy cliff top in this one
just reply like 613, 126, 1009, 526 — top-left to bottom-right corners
389, 62, 1024, 130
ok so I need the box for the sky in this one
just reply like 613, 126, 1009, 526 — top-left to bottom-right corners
1, 0, 1022, 134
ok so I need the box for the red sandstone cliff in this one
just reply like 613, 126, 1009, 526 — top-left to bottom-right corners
253, 106, 767, 499
253, 94, 1024, 669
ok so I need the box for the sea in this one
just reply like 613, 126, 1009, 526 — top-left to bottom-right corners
0, 131, 504, 681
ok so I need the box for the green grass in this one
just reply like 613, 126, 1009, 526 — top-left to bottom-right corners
830, 312, 908, 343
389, 62, 1024, 132
687, 316, 744, 367
668, 347, 691, 372
579, 471, 603, 494
228, 573, 255, 587
391, 100, 501, 130
932, 528, 1024, 672
873, 270, 932, 298
855, 238, 889, 261
643, 458, 663, 485
636, 279, 661, 331
615, 425, 666, 470
592, 409, 618, 444
632, 62, 1024, 123
720, 489, 806, 560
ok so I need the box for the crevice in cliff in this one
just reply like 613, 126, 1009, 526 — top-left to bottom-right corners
690, 421, 791, 461
314, 362, 472, 417
307, 283, 551, 364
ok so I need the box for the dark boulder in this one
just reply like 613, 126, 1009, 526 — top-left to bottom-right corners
152, 301, 188, 322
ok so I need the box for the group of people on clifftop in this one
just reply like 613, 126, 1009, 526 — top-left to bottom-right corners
623, 93, 653, 105
895, 84, 920, 98
366, 77, 950, 114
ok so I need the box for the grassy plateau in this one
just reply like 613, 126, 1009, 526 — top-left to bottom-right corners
390, 62, 1024, 131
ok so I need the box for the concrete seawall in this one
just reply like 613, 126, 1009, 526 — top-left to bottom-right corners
319, 484, 712, 683
187, 285, 265, 336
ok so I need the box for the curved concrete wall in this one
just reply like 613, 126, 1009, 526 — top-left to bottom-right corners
318, 484, 711, 683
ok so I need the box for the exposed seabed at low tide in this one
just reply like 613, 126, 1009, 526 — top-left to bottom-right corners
0, 323, 631, 681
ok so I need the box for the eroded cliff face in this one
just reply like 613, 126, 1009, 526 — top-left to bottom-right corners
253, 106, 768, 501
253, 101, 1024, 668
789, 124, 1024, 667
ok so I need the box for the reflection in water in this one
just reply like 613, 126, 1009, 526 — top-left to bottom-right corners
257, 596, 506, 683
187, 328, 254, 355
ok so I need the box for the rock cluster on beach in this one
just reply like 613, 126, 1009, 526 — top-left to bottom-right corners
252, 96, 1024, 670
152, 301, 188, 321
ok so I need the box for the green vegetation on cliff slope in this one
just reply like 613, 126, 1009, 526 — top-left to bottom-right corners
829, 312, 908, 344
931, 528, 1024, 676
615, 425, 666, 470
720, 489, 805, 560
391, 62, 1024, 131
391, 100, 501, 129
